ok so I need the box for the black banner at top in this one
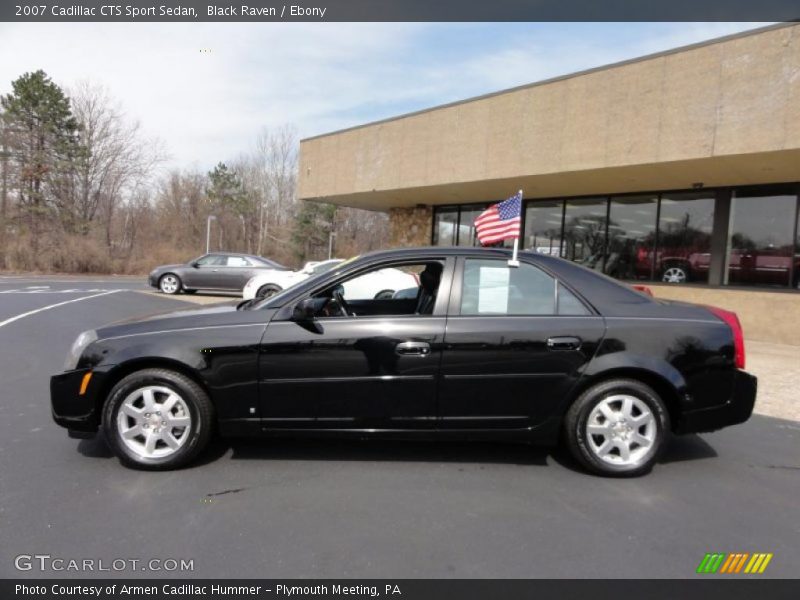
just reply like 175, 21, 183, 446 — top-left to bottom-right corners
3, 0, 800, 22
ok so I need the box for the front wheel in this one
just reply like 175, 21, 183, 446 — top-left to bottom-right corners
564, 378, 669, 477
158, 273, 182, 294
102, 369, 214, 470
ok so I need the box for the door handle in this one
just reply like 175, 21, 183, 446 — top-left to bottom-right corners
395, 341, 431, 356
547, 336, 581, 351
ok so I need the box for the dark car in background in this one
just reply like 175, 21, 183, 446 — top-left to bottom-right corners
54, 247, 756, 477
148, 252, 288, 294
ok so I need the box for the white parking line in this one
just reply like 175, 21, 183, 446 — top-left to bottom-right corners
0, 288, 127, 294
0, 290, 121, 329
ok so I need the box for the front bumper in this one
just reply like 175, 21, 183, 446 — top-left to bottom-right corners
676, 370, 757, 434
147, 273, 159, 288
50, 366, 114, 435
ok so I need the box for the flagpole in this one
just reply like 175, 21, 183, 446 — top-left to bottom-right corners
508, 189, 522, 267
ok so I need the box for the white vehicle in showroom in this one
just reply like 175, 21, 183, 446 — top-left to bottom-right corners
242, 258, 419, 301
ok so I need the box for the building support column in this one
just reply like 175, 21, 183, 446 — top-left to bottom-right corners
388, 206, 433, 248
708, 189, 732, 286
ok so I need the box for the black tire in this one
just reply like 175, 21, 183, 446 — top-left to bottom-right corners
102, 368, 214, 470
158, 273, 182, 295
256, 283, 282, 299
373, 289, 395, 300
564, 378, 669, 477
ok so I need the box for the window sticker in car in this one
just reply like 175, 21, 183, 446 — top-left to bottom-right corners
478, 266, 510, 313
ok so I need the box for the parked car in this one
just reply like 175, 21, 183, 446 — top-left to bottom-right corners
243, 259, 419, 301
53, 247, 756, 476
243, 258, 344, 300
148, 252, 288, 295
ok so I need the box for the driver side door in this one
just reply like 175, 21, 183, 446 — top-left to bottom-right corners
257, 258, 454, 430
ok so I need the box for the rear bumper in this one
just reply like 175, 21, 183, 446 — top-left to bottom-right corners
50, 366, 114, 435
676, 370, 757, 434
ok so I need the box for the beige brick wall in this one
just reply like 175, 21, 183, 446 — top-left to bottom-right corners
388, 207, 433, 248
299, 23, 800, 210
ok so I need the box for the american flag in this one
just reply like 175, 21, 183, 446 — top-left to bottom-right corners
474, 191, 522, 245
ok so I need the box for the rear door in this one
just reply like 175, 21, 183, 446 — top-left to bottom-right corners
439, 257, 606, 429
219, 255, 258, 290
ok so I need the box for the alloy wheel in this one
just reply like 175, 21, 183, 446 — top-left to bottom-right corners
662, 267, 687, 283
116, 385, 192, 459
585, 394, 657, 466
159, 275, 180, 294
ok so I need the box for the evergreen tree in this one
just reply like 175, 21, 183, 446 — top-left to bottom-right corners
1, 70, 81, 245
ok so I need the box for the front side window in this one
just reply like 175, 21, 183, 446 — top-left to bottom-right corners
195, 254, 223, 266
310, 261, 444, 317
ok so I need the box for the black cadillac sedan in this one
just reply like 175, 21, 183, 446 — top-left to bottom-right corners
51, 247, 756, 476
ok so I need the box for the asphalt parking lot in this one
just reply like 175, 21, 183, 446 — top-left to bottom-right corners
0, 275, 798, 579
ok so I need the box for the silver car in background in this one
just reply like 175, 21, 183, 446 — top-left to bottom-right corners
148, 252, 288, 295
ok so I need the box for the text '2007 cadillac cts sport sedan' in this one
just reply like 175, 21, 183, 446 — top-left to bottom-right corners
51, 247, 756, 476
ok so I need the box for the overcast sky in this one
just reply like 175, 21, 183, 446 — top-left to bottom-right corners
0, 22, 767, 172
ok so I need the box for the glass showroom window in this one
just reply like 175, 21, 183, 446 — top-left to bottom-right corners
657, 192, 715, 284
457, 205, 487, 246
562, 198, 608, 271
607, 195, 657, 280
726, 186, 799, 288
433, 207, 458, 246
524, 200, 564, 256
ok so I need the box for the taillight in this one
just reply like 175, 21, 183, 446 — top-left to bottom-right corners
707, 306, 745, 369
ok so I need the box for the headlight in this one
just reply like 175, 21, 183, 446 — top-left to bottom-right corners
63, 329, 97, 371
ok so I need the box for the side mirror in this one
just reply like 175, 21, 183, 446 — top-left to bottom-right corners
292, 297, 318, 321
191, 261, 200, 268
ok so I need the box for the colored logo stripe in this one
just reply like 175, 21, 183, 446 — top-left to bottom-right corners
697, 552, 773, 574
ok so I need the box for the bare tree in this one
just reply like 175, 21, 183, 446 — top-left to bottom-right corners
69, 82, 165, 246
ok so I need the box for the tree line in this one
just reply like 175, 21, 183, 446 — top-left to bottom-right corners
0, 70, 388, 273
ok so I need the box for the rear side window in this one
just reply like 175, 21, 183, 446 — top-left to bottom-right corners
557, 283, 591, 315
460, 259, 589, 316
226, 256, 250, 267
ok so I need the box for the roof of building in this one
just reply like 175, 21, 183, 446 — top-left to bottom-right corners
301, 22, 795, 143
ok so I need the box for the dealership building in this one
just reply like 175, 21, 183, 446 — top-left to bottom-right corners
299, 23, 800, 343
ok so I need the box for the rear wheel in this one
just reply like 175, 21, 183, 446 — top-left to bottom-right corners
102, 369, 214, 470
256, 283, 282, 299
564, 378, 669, 477
158, 273, 182, 294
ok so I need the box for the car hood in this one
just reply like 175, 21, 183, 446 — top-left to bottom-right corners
153, 264, 186, 272
96, 302, 274, 339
